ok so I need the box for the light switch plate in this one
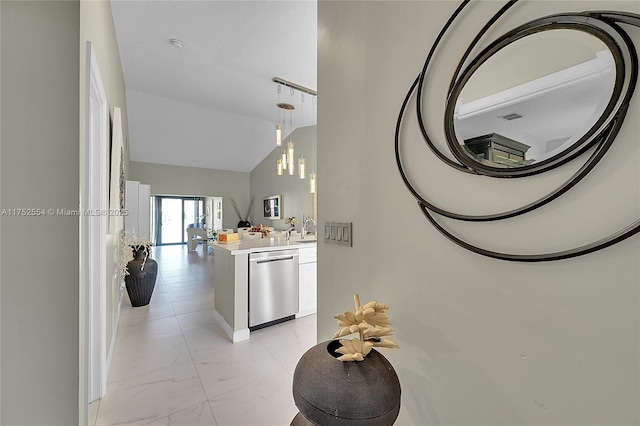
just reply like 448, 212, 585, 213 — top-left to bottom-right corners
324, 221, 352, 246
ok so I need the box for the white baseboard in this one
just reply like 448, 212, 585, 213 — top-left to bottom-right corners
105, 286, 124, 388
212, 309, 250, 343
296, 308, 316, 319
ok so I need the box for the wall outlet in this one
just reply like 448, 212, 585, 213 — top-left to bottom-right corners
324, 221, 352, 246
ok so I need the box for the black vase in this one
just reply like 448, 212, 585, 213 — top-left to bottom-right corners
124, 247, 158, 307
291, 340, 401, 425
238, 220, 251, 228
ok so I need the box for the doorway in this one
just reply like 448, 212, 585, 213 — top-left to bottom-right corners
153, 196, 205, 245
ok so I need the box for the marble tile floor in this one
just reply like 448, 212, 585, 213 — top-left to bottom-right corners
90, 244, 317, 426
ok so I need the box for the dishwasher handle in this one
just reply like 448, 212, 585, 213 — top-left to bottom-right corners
254, 255, 296, 264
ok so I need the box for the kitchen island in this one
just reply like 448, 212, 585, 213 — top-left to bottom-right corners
212, 237, 317, 342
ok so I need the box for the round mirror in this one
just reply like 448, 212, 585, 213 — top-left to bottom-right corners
449, 28, 618, 171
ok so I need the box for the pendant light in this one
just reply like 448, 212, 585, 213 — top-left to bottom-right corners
309, 95, 317, 193
276, 85, 283, 146
276, 122, 283, 147
299, 157, 306, 179
276, 101, 294, 148
309, 172, 316, 193
272, 77, 318, 180
288, 140, 295, 175
298, 93, 306, 179
278, 104, 292, 171
287, 87, 295, 175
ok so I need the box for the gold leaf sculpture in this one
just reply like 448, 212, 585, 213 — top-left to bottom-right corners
333, 294, 398, 362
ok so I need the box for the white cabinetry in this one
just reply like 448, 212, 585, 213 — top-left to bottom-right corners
297, 245, 317, 318
124, 180, 151, 240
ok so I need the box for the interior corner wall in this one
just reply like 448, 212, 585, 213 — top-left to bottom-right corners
128, 161, 251, 230
317, 1, 639, 425
249, 125, 317, 230
1, 1, 81, 424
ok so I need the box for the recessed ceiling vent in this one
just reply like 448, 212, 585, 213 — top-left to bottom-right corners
501, 112, 523, 121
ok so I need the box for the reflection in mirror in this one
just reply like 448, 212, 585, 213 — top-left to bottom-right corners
452, 29, 616, 168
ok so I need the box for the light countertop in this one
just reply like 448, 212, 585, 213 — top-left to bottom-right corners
211, 236, 317, 255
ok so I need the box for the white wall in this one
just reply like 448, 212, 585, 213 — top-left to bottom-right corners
129, 161, 250, 231
317, 1, 639, 425
249, 125, 317, 230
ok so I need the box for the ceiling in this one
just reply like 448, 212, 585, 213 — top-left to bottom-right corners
110, 0, 317, 173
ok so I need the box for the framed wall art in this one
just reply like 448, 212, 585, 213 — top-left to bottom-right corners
263, 195, 281, 220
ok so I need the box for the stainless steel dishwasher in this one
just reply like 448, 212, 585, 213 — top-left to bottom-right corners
249, 249, 299, 330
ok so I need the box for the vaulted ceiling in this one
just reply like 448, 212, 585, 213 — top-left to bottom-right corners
111, 0, 317, 172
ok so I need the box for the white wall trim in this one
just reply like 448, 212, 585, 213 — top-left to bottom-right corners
296, 309, 315, 319
105, 287, 124, 383
456, 49, 615, 119
212, 309, 250, 343
83, 41, 108, 407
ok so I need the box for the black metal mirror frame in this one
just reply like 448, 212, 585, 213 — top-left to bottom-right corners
394, 0, 640, 261
445, 18, 627, 177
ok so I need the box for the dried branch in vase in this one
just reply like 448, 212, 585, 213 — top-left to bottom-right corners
333, 293, 398, 362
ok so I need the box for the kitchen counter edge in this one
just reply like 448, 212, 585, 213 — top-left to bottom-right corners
211, 238, 317, 255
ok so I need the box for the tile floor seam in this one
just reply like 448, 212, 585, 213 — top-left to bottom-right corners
197, 365, 281, 402
203, 365, 289, 404
180, 330, 221, 426
167, 280, 221, 425
88, 398, 100, 426
255, 334, 297, 373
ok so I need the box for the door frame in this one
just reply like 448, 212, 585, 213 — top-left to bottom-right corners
82, 41, 108, 405
155, 196, 205, 245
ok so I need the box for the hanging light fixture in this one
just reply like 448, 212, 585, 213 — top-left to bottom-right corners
277, 89, 293, 172
276, 85, 283, 146
299, 157, 306, 179
287, 87, 295, 175
309, 95, 318, 193
309, 172, 316, 193
288, 140, 295, 175
298, 92, 306, 179
276, 101, 294, 147
272, 77, 317, 180
276, 122, 283, 147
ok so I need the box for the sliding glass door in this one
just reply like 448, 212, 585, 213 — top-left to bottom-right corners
183, 199, 201, 241
154, 196, 204, 245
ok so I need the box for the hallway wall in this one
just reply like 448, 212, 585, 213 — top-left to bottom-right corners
1, 1, 81, 424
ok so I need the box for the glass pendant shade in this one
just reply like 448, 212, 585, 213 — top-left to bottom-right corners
287, 141, 295, 175
287, 141, 295, 164
277, 158, 283, 175
309, 172, 316, 193
281, 150, 288, 169
298, 157, 306, 179
276, 122, 283, 146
